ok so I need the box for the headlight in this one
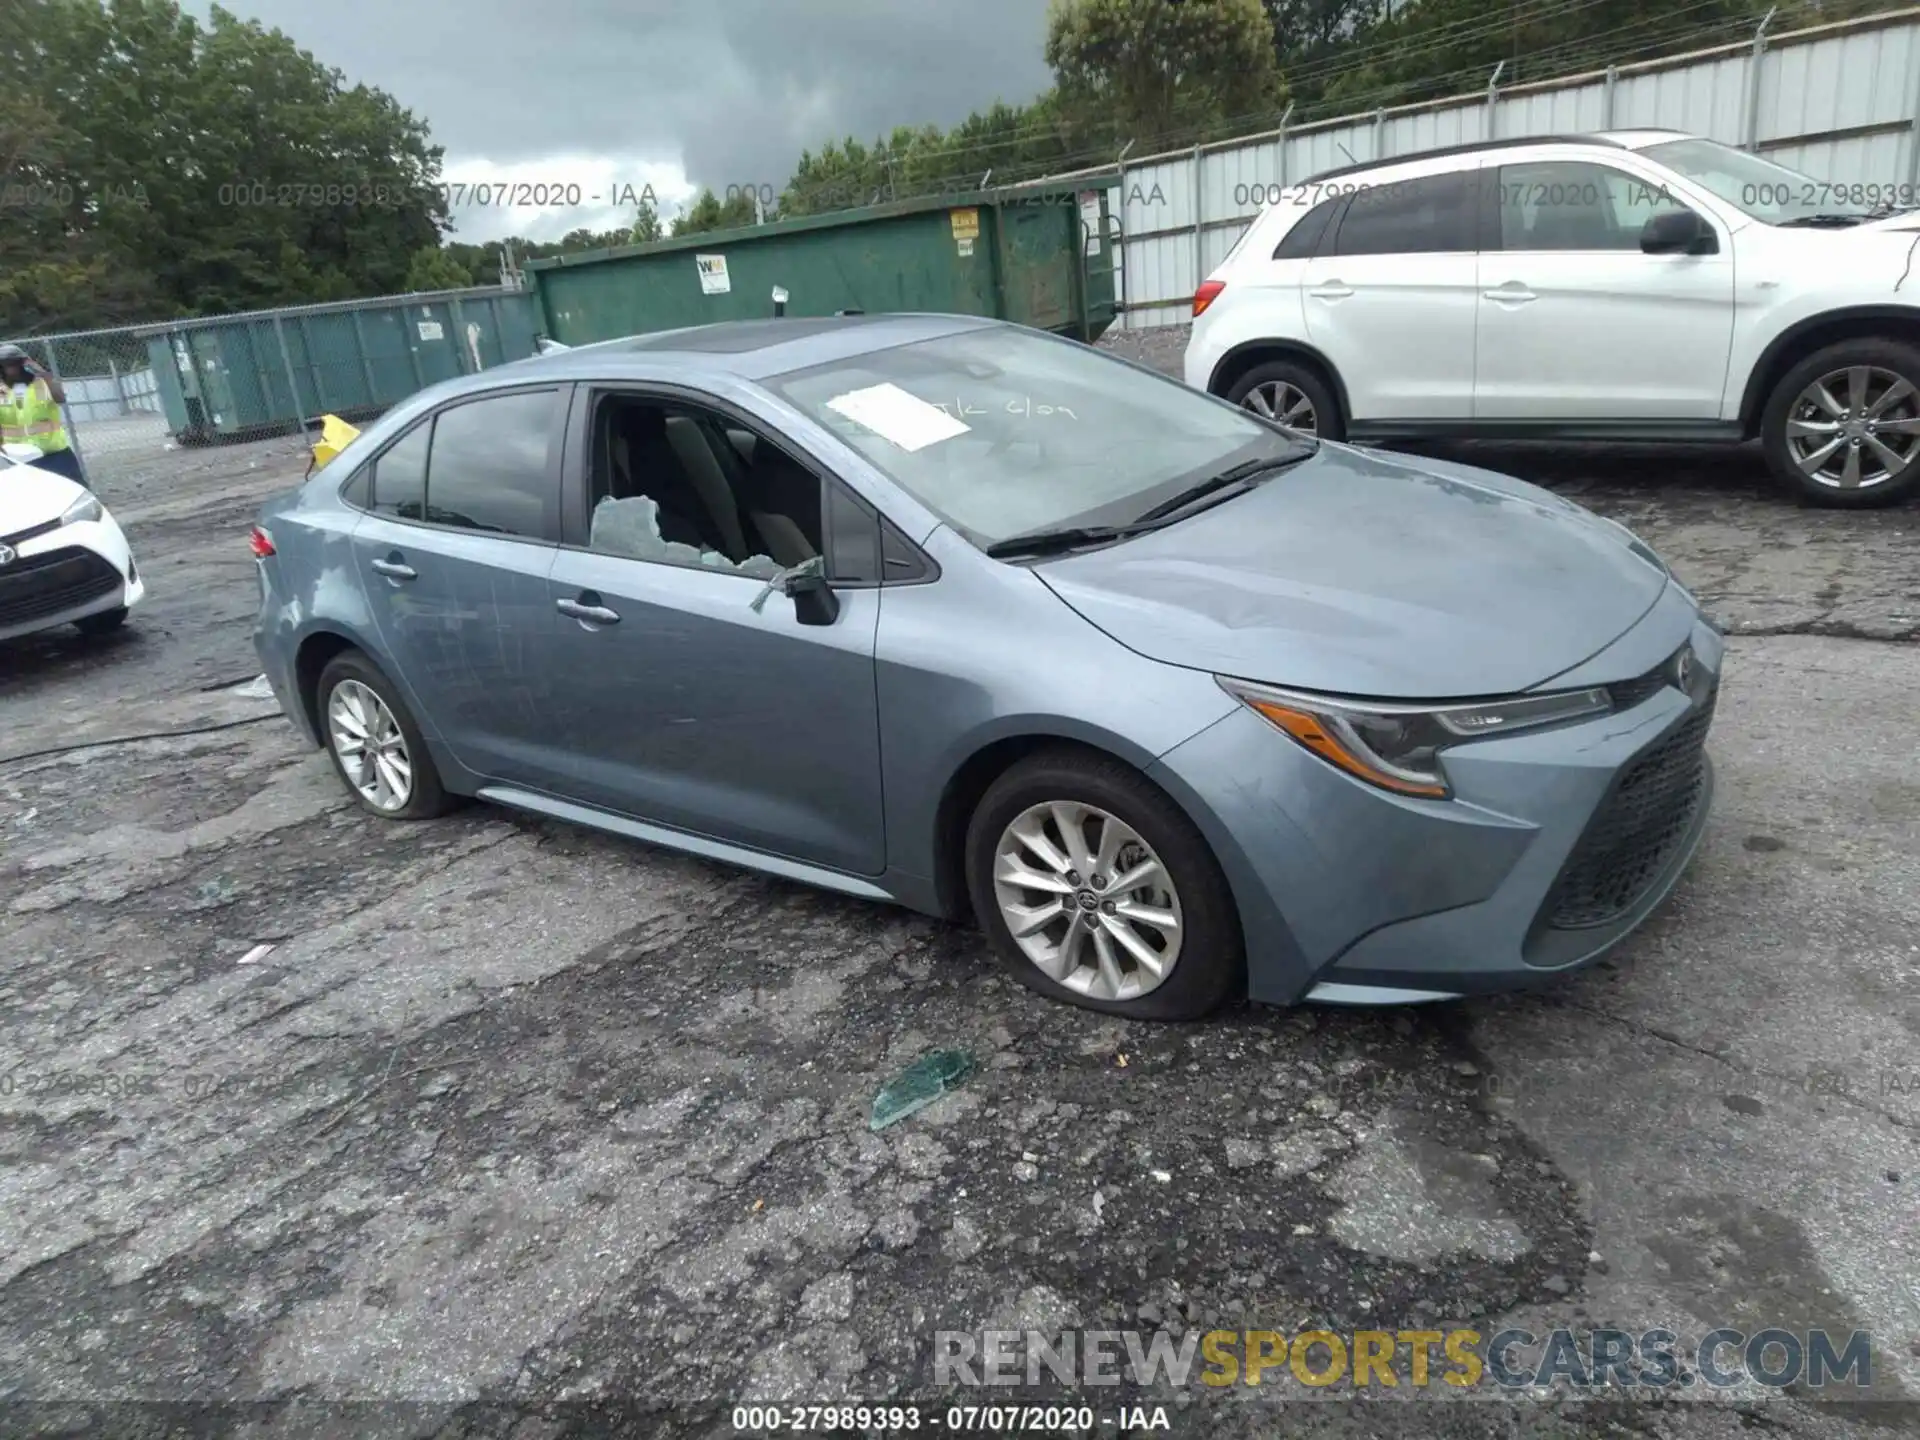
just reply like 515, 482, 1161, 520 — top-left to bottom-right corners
60, 492, 104, 526
1218, 678, 1613, 799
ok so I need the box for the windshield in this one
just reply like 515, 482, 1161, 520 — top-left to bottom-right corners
1639, 137, 1903, 224
765, 326, 1305, 548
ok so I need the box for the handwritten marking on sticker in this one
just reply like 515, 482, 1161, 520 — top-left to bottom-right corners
825, 383, 970, 452
928, 396, 1080, 419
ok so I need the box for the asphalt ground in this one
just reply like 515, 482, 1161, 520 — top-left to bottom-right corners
1, 336, 1915, 1439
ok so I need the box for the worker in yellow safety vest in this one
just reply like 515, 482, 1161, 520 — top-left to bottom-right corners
0, 343, 86, 487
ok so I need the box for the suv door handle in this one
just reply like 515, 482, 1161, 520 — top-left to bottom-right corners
556, 596, 620, 625
1483, 283, 1537, 304
370, 557, 416, 581
1308, 281, 1354, 299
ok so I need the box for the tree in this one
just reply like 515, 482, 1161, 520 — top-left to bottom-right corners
631, 196, 664, 243
402, 244, 477, 293
1045, 0, 1284, 148
4, 0, 449, 332
669, 187, 758, 237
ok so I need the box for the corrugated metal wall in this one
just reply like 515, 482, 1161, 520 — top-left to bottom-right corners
1097, 7, 1920, 330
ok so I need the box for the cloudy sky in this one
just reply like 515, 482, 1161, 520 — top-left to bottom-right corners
189, 0, 1056, 243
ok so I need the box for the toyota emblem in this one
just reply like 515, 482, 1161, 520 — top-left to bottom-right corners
0, 542, 15, 567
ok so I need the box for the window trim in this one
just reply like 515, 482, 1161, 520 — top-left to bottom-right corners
348, 382, 572, 546
1270, 192, 1345, 261
1483, 158, 1709, 255
1326, 165, 1481, 258
559, 381, 939, 588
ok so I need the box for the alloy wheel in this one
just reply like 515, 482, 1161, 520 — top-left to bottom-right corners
1241, 381, 1317, 435
1785, 365, 1920, 490
327, 679, 413, 812
991, 800, 1184, 1002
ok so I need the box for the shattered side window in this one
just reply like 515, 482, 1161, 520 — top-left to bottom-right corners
588, 493, 783, 581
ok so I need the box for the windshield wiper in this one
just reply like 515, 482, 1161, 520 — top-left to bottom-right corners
1130, 453, 1305, 526
985, 452, 1310, 560
1776, 213, 1871, 228
985, 523, 1152, 559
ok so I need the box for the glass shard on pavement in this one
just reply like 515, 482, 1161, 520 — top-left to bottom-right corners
870, 1049, 975, 1131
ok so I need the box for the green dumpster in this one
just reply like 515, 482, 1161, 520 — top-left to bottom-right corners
525, 178, 1120, 348
140, 287, 543, 444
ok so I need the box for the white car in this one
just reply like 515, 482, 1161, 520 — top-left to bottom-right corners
0, 444, 143, 641
1185, 129, 1920, 507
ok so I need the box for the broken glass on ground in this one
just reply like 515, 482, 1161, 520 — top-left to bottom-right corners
870, 1050, 975, 1131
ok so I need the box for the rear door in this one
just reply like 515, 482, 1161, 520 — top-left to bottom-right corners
1299, 166, 1482, 421
348, 384, 573, 787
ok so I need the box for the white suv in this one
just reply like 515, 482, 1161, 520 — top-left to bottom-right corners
1184, 129, 1920, 507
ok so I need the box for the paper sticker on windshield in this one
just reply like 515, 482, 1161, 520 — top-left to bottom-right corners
825, 383, 970, 452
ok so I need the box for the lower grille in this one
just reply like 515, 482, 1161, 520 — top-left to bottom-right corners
1547, 693, 1715, 929
0, 546, 122, 629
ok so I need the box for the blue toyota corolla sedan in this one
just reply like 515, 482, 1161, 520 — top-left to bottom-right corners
250, 314, 1720, 1020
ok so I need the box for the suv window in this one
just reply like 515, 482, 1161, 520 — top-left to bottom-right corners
1330, 171, 1476, 256
369, 422, 428, 521
1273, 194, 1340, 259
422, 390, 561, 538
1495, 161, 1690, 250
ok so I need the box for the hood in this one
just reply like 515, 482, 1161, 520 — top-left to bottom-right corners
1035, 444, 1670, 700
0, 460, 86, 531
1857, 212, 1920, 234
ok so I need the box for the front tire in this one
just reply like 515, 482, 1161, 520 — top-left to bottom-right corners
1761, 338, 1920, 507
316, 650, 453, 820
1226, 359, 1345, 442
964, 748, 1243, 1021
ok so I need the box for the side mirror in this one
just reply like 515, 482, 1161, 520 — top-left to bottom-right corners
1641, 209, 1716, 255
782, 566, 839, 626
2, 442, 42, 464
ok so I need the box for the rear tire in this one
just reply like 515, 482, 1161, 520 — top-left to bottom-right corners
964, 747, 1243, 1021
315, 650, 455, 820
1226, 359, 1345, 442
73, 607, 128, 636
1761, 338, 1920, 507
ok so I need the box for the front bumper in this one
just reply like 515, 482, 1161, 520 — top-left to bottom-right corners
1149, 601, 1723, 1006
0, 514, 143, 642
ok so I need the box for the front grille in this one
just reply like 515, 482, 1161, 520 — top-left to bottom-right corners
1, 517, 61, 547
0, 546, 122, 629
1547, 692, 1715, 929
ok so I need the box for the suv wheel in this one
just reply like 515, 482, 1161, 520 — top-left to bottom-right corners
1226, 359, 1344, 442
964, 748, 1243, 1021
316, 650, 455, 820
1762, 339, 1920, 506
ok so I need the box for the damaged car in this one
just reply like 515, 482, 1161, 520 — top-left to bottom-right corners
251, 315, 1720, 1019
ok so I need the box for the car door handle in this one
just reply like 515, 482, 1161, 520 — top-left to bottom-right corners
370, 558, 416, 580
556, 597, 620, 625
1483, 283, 1537, 304
1308, 281, 1354, 299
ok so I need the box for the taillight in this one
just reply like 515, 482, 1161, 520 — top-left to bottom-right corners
1193, 280, 1225, 317
249, 526, 275, 558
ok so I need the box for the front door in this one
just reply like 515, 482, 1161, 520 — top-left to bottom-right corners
1473, 159, 1736, 420
543, 392, 886, 876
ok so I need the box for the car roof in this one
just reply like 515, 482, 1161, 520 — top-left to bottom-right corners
489, 312, 998, 389
1299, 128, 1693, 185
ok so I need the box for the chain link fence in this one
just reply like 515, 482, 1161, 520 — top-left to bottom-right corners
2, 286, 543, 494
